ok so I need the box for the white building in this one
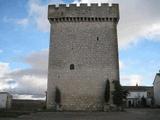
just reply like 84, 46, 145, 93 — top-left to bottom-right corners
0, 92, 12, 109
153, 72, 160, 106
123, 86, 153, 107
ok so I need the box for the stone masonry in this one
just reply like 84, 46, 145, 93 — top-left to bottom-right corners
47, 3, 120, 111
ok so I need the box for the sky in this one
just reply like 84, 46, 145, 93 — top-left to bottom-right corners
0, 0, 160, 99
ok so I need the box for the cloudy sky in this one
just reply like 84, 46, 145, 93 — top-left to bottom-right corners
0, 0, 160, 99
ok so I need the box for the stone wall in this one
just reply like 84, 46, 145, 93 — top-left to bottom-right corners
153, 74, 160, 106
47, 3, 119, 111
12, 99, 45, 111
48, 4, 119, 20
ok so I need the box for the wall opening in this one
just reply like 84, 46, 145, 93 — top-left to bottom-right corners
97, 37, 99, 41
70, 64, 75, 70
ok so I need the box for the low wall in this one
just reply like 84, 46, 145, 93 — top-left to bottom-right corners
11, 99, 45, 111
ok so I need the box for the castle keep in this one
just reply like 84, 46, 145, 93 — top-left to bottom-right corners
47, 3, 120, 111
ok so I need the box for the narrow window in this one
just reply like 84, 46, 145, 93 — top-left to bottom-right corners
92, 18, 94, 21
70, 64, 75, 70
66, 17, 69, 21
114, 18, 117, 23
97, 37, 99, 41
106, 18, 108, 21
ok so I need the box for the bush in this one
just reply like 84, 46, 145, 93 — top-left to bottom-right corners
104, 79, 110, 103
112, 81, 124, 107
55, 87, 61, 105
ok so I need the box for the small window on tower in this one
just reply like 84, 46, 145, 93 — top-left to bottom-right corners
97, 37, 99, 41
70, 64, 75, 70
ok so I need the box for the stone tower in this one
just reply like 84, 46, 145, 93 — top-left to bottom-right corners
47, 3, 120, 111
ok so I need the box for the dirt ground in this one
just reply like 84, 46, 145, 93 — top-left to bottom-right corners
1, 108, 160, 120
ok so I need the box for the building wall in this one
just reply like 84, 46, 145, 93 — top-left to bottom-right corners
0, 93, 12, 109
47, 4, 119, 111
12, 99, 45, 111
126, 91, 148, 107
0, 94, 7, 109
127, 91, 147, 99
7, 94, 12, 109
154, 75, 160, 106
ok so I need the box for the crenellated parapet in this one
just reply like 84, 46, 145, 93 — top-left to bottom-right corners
48, 3, 119, 23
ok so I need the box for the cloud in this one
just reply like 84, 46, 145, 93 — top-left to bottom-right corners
121, 74, 143, 86
2, 0, 159, 98
119, 60, 125, 70
119, 60, 143, 86
10, 75, 47, 96
0, 49, 149, 98
0, 49, 146, 99
115, 0, 160, 48
25, 49, 48, 70
5, 0, 160, 48
16, 18, 29, 26
3, 0, 64, 32
143, 23, 160, 41
0, 62, 13, 90
74, 0, 160, 48
28, 0, 50, 32
74, 0, 110, 4
3, 16, 29, 27
0, 49, 48, 99
73, 0, 110, 5
0, 62, 10, 78
0, 49, 3, 53
27, 0, 64, 32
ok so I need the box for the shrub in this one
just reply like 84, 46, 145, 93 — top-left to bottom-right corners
112, 81, 124, 107
104, 79, 110, 103
55, 87, 61, 105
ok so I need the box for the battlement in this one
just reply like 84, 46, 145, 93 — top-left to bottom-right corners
48, 3, 119, 23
